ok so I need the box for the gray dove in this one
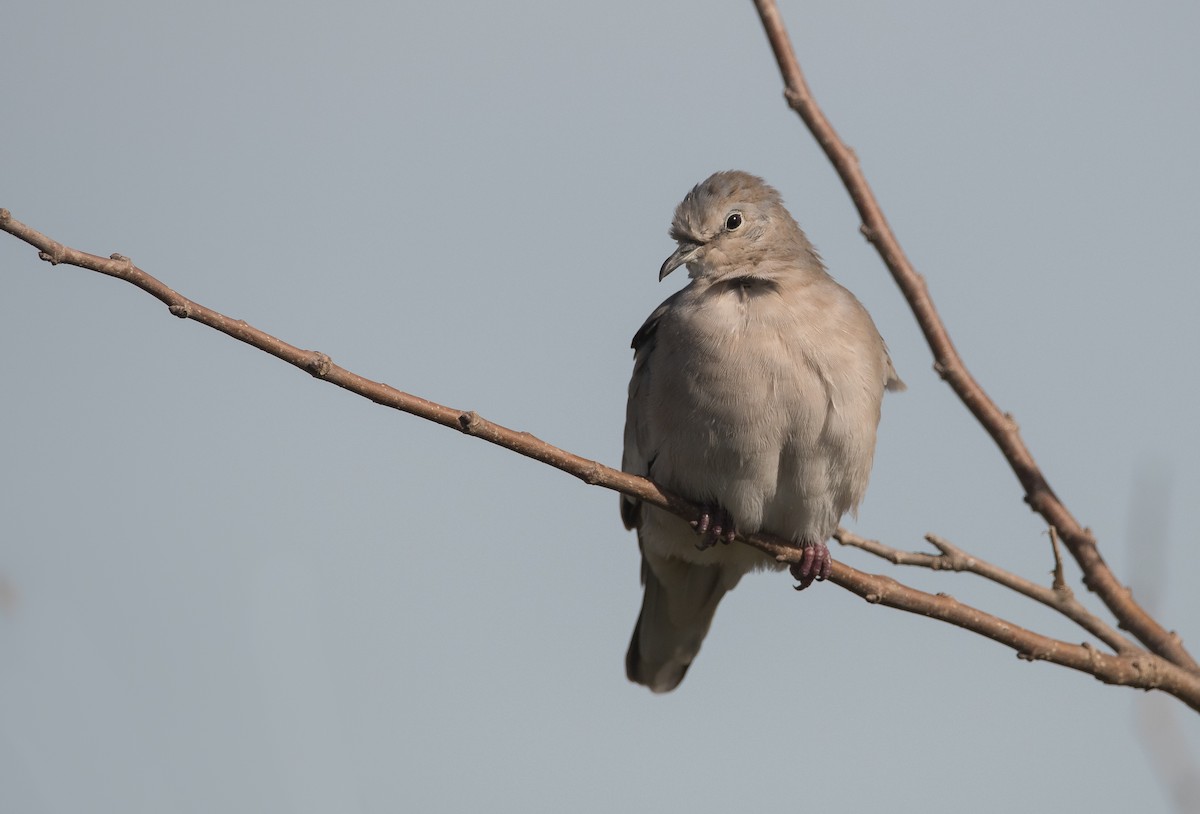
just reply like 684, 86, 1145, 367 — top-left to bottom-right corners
621, 171, 902, 692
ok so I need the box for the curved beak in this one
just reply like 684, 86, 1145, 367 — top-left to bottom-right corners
659, 242, 701, 280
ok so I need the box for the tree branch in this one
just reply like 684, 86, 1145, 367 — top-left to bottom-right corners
750, 0, 1196, 673
836, 528, 1138, 655
3, 207, 1199, 710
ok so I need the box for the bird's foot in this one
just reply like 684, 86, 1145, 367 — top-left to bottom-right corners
790, 542, 831, 590
691, 504, 737, 550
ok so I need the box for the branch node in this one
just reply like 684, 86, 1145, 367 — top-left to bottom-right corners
304, 352, 333, 378
579, 461, 603, 486
168, 304, 190, 319
0, 208, 10, 222
932, 360, 948, 380
37, 249, 61, 266
864, 592, 882, 604
1129, 655, 1164, 689
457, 411, 480, 434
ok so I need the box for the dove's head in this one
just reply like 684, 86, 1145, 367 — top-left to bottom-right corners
659, 170, 818, 282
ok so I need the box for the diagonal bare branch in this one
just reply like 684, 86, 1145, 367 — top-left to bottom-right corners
750, 0, 1197, 673
3, 207, 1200, 709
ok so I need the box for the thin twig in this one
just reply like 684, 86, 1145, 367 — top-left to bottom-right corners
1048, 526, 1068, 593
836, 528, 1137, 655
750, 0, 1196, 673
4, 208, 1199, 708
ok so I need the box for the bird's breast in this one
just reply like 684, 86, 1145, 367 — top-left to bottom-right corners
648, 285, 832, 527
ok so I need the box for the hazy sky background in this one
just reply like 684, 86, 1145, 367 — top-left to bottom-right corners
3, 1, 1199, 811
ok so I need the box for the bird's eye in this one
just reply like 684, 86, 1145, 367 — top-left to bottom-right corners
725, 212, 743, 231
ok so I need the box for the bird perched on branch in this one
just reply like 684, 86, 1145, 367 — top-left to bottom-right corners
621, 170, 903, 692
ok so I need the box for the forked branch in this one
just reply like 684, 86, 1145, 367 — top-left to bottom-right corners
835, 528, 1136, 655
751, 0, 1196, 673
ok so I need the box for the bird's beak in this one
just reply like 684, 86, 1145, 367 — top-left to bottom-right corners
659, 243, 701, 280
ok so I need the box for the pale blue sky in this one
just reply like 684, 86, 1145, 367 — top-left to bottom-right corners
2, 1, 1198, 811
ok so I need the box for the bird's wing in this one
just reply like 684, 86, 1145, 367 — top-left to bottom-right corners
620, 292, 678, 530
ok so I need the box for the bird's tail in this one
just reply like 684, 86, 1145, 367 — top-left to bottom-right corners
626, 554, 729, 693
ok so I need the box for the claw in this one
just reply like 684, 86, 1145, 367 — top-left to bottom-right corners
694, 504, 736, 551
790, 541, 831, 590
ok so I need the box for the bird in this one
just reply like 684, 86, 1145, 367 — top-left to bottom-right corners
621, 170, 903, 693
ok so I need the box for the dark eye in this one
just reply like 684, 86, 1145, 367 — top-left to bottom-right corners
725, 212, 743, 231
